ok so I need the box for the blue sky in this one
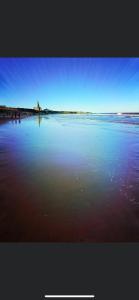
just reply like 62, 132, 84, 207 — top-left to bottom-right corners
0, 57, 139, 112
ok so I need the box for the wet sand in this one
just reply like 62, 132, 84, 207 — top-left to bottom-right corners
0, 114, 139, 242
0, 118, 11, 125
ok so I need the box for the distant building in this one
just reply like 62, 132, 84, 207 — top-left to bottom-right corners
0, 105, 18, 111
34, 101, 42, 112
44, 108, 50, 112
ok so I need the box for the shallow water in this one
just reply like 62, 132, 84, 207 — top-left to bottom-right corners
0, 114, 139, 241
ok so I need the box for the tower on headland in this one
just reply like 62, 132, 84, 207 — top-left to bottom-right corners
34, 100, 42, 112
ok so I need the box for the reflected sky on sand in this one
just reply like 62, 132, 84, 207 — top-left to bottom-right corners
0, 114, 139, 242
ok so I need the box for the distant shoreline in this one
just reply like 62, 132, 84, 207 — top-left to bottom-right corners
1, 105, 139, 116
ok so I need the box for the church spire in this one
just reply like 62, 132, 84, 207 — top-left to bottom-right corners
34, 100, 42, 112
37, 101, 40, 111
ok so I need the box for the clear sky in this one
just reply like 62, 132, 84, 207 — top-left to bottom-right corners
0, 57, 139, 112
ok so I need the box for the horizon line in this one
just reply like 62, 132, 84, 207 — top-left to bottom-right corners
0, 104, 139, 114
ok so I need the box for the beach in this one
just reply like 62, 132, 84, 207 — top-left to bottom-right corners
0, 114, 139, 242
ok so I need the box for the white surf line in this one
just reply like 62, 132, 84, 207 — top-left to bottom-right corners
44, 295, 95, 299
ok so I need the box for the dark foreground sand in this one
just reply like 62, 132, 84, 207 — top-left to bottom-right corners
0, 114, 139, 242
